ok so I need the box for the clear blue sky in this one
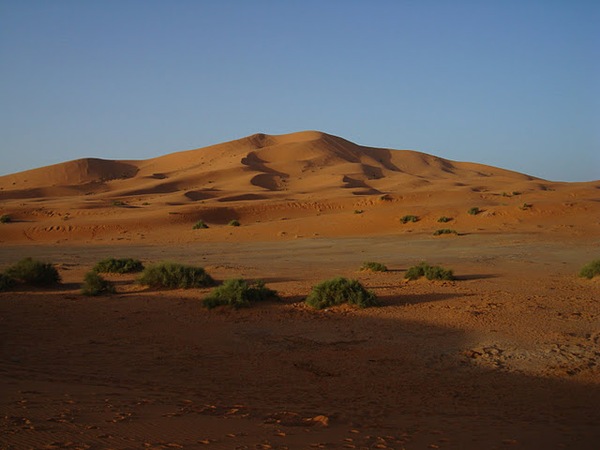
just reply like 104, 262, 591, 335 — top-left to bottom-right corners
1, 0, 598, 181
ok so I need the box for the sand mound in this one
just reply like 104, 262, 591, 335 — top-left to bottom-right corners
0, 130, 598, 244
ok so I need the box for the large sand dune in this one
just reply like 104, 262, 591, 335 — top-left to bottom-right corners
1, 131, 599, 449
1, 130, 598, 244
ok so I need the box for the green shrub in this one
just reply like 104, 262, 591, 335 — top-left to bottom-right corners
467, 207, 481, 215
193, 220, 209, 229
5, 258, 61, 286
93, 258, 144, 274
139, 262, 215, 289
361, 261, 388, 272
0, 273, 15, 291
579, 259, 600, 279
433, 228, 458, 236
228, 219, 240, 227
405, 262, 454, 281
0, 214, 11, 224
203, 279, 279, 309
437, 216, 452, 223
81, 271, 116, 296
400, 215, 419, 224
305, 277, 378, 309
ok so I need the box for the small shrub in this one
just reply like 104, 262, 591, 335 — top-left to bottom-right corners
111, 200, 127, 207
437, 216, 452, 223
433, 228, 458, 236
400, 215, 419, 224
203, 279, 279, 309
512, 191, 521, 196
139, 262, 215, 289
520, 203, 532, 210
0, 273, 15, 291
467, 207, 481, 215
81, 271, 115, 296
5, 258, 61, 286
193, 220, 209, 229
579, 259, 600, 279
228, 219, 240, 227
354, 209, 364, 214
361, 261, 388, 272
305, 277, 378, 309
0, 214, 11, 224
405, 262, 454, 281
93, 258, 144, 274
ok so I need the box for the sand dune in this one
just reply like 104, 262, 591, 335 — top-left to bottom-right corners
0, 130, 598, 244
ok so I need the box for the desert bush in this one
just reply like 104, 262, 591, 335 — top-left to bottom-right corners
305, 277, 378, 309
228, 219, 240, 227
437, 216, 452, 223
139, 262, 215, 289
400, 215, 419, 224
579, 259, 600, 279
354, 209, 364, 214
467, 207, 481, 215
5, 258, 61, 286
111, 200, 127, 207
203, 278, 279, 309
0, 273, 15, 291
361, 261, 388, 272
520, 203, 533, 210
405, 262, 454, 281
93, 257, 144, 274
81, 271, 116, 296
193, 220, 209, 229
433, 228, 458, 236
0, 214, 11, 224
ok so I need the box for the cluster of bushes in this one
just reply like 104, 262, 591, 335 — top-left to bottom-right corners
405, 262, 454, 281
433, 228, 458, 236
0, 258, 61, 290
193, 219, 241, 229
93, 258, 144, 274
203, 278, 278, 309
400, 215, 419, 224
361, 261, 388, 272
580, 259, 600, 279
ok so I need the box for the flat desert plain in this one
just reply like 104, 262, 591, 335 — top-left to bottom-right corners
1, 131, 599, 449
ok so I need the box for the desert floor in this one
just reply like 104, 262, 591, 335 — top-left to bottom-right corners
1, 232, 599, 450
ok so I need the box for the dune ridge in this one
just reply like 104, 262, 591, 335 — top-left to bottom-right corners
0, 130, 598, 244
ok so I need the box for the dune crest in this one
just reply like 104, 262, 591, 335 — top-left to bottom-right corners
0, 130, 598, 243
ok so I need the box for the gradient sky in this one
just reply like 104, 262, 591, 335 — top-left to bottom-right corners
1, 0, 598, 181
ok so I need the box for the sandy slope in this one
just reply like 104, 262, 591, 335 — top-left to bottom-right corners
1, 131, 598, 245
0, 131, 599, 449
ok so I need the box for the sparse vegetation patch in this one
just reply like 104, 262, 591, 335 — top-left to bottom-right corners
437, 216, 452, 223
228, 219, 240, 227
361, 261, 388, 272
579, 259, 600, 279
305, 277, 378, 309
139, 262, 215, 289
193, 220, 209, 229
203, 279, 279, 309
405, 262, 454, 281
433, 228, 458, 236
5, 257, 61, 286
93, 258, 144, 274
0, 273, 15, 291
0, 214, 11, 224
354, 209, 364, 214
400, 215, 419, 224
81, 271, 116, 296
468, 207, 481, 215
